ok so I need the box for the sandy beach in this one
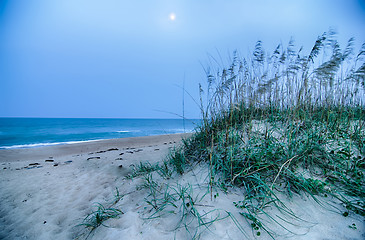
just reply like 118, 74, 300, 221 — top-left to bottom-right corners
0, 133, 363, 240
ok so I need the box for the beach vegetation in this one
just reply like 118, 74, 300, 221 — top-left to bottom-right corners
156, 160, 174, 179
80, 203, 123, 230
126, 161, 160, 179
77, 188, 124, 239
111, 31, 364, 239
141, 172, 237, 239
113, 187, 123, 204
166, 30, 365, 238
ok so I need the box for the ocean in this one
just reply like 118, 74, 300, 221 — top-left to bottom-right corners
0, 118, 200, 149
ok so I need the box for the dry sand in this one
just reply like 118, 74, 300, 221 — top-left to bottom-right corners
0, 133, 363, 240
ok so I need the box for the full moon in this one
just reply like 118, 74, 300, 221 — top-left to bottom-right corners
169, 13, 176, 21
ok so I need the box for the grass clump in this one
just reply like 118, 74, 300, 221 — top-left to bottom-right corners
77, 188, 124, 239
80, 203, 123, 230
141, 172, 234, 239
169, 31, 365, 237
126, 161, 160, 179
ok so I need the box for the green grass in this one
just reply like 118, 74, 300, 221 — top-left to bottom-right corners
141, 173, 235, 239
77, 31, 364, 239
126, 161, 160, 179
77, 188, 124, 239
167, 31, 365, 238
80, 203, 123, 230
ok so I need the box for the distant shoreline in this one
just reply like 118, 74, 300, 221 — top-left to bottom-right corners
0, 133, 192, 162
0, 132, 195, 150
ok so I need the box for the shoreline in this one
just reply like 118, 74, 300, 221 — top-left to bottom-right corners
0, 131, 196, 150
0, 133, 192, 162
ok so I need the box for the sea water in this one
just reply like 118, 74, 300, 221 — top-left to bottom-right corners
0, 118, 200, 149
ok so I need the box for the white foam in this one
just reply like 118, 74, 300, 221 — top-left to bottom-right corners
0, 139, 104, 149
116, 130, 141, 133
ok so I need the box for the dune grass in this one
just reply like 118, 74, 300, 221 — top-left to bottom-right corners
80, 203, 123, 231
166, 31, 364, 238
77, 188, 124, 239
77, 31, 364, 239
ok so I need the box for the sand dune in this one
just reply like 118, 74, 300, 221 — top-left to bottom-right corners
0, 133, 363, 239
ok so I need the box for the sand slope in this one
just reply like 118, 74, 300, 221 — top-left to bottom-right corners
0, 133, 363, 239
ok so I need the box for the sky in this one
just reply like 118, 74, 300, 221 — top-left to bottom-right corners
1, 0, 364, 119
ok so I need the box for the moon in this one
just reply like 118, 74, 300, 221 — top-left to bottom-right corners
169, 13, 176, 21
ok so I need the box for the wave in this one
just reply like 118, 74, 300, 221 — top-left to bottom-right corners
116, 130, 141, 133
0, 139, 105, 150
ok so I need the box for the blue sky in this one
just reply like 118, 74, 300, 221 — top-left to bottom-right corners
1, 0, 364, 118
